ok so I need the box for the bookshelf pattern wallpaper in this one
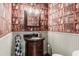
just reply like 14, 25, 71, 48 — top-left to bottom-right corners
0, 3, 11, 37
48, 3, 79, 33
1, 3, 79, 37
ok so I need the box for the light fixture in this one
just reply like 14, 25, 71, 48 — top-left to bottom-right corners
28, 7, 33, 15
35, 9, 40, 16
25, 7, 41, 16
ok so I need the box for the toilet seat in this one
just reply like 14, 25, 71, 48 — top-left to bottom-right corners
72, 50, 79, 56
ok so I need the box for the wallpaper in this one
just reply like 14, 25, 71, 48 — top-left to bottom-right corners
12, 3, 79, 33
0, 3, 79, 37
48, 3, 79, 34
0, 3, 11, 37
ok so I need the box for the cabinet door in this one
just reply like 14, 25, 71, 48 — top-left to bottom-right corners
26, 41, 35, 56
36, 41, 43, 56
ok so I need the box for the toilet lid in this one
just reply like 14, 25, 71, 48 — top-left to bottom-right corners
72, 50, 79, 56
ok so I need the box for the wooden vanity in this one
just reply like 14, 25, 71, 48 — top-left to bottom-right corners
24, 37, 44, 56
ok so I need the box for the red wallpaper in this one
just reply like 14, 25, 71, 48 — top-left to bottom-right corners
0, 3, 79, 36
48, 3, 79, 34
8, 3, 79, 33
0, 3, 11, 37
12, 3, 23, 31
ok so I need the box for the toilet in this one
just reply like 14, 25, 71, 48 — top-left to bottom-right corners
72, 50, 79, 56
52, 50, 79, 56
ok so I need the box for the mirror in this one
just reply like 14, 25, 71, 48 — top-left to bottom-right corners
24, 8, 41, 27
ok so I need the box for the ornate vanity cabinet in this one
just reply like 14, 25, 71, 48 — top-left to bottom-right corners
24, 35, 44, 56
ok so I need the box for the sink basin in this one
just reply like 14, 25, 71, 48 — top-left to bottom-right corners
26, 37, 44, 41
31, 37, 42, 40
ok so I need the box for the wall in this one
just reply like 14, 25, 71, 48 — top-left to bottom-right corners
0, 32, 12, 56
48, 3, 79, 34
48, 3, 79, 56
1, 30, 79, 56
0, 3, 12, 56
48, 32, 79, 56
0, 3, 12, 37
12, 31, 48, 56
